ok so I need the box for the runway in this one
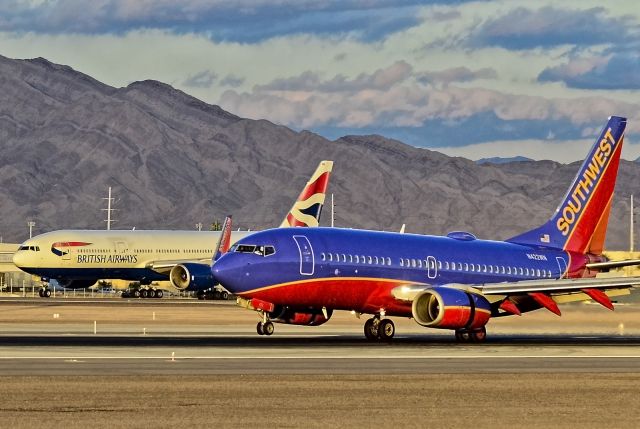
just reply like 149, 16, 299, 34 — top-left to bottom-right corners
1, 299, 640, 428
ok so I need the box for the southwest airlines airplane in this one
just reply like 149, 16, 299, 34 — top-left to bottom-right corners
13, 161, 333, 297
212, 116, 640, 341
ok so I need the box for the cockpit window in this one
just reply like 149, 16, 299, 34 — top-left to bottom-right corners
18, 245, 40, 252
236, 244, 256, 253
235, 244, 276, 256
263, 246, 275, 256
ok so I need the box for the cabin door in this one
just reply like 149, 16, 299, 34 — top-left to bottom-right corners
292, 235, 314, 276
61, 242, 71, 261
556, 257, 568, 278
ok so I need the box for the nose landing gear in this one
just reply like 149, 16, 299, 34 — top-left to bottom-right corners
256, 311, 275, 336
364, 316, 395, 341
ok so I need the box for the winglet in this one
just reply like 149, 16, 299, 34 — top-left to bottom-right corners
280, 160, 333, 227
213, 215, 233, 261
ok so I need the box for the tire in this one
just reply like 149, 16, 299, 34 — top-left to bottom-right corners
221, 291, 229, 300
38, 289, 44, 297
148, 289, 156, 299
378, 319, 395, 340
364, 318, 377, 341
471, 327, 487, 343
256, 322, 264, 335
213, 291, 221, 300
262, 321, 275, 336
44, 289, 51, 298
140, 289, 148, 298
156, 290, 163, 299
133, 290, 141, 298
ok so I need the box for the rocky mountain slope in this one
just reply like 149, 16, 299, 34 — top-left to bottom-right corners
0, 55, 637, 249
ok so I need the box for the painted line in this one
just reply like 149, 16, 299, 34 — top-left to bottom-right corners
0, 355, 639, 360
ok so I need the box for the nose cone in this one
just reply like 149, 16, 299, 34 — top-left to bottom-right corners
211, 255, 238, 293
12, 251, 26, 268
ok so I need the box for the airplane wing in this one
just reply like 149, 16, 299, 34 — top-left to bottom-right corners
392, 276, 640, 315
146, 259, 212, 275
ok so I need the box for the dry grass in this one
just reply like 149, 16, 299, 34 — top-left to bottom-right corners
0, 374, 638, 428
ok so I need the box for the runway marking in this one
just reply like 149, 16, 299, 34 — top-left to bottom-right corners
1, 355, 640, 360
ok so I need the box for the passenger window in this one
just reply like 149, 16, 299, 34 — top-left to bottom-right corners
536, 269, 541, 277
470, 264, 475, 272
457, 263, 462, 270
400, 259, 404, 267
321, 253, 326, 261
355, 255, 360, 263
464, 263, 468, 271
387, 257, 391, 265
328, 253, 333, 261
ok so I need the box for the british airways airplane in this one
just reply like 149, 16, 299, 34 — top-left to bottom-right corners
212, 116, 640, 341
13, 161, 333, 297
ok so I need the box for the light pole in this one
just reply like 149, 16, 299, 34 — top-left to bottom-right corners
27, 221, 35, 239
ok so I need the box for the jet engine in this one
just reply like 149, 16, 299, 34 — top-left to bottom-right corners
270, 306, 333, 326
169, 263, 213, 291
57, 279, 98, 289
411, 287, 491, 329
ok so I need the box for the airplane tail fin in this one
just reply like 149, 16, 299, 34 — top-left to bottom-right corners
213, 215, 233, 261
506, 116, 627, 254
280, 160, 333, 227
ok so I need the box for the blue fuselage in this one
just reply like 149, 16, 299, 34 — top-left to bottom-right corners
213, 227, 584, 314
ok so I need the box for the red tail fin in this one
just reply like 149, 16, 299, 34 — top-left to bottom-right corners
507, 116, 626, 254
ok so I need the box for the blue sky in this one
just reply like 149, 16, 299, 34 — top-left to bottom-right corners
0, 0, 639, 162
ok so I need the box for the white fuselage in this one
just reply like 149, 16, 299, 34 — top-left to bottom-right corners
12, 229, 252, 285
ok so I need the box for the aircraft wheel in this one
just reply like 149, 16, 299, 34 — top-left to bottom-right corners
213, 291, 221, 300
471, 327, 487, 343
378, 319, 395, 340
156, 290, 163, 299
148, 289, 156, 299
44, 289, 51, 298
221, 291, 229, 300
134, 289, 141, 298
256, 322, 265, 336
364, 318, 378, 341
140, 289, 148, 298
262, 321, 275, 336
38, 289, 44, 297
455, 330, 472, 342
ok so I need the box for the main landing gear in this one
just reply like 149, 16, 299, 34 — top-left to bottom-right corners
454, 326, 487, 343
364, 316, 395, 341
38, 287, 51, 298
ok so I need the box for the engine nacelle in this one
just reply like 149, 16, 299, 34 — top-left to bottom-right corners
411, 287, 491, 330
270, 306, 333, 326
169, 263, 213, 291
57, 279, 98, 289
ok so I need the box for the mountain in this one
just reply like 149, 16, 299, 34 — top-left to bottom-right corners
0, 55, 637, 250
476, 156, 534, 164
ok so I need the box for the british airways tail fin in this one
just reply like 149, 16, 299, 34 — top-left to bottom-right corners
280, 160, 333, 227
506, 116, 627, 254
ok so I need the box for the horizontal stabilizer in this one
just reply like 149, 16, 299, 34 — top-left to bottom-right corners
586, 259, 640, 270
